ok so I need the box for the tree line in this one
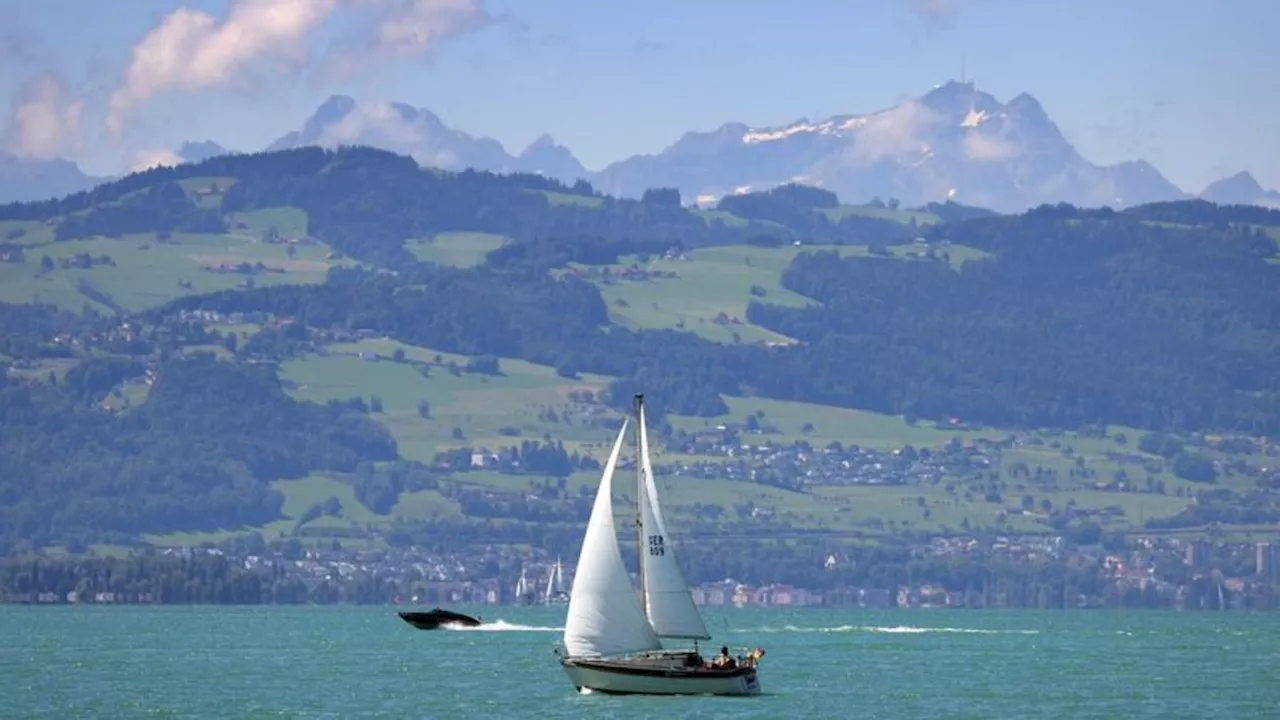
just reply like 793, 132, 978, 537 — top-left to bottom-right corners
0, 354, 396, 553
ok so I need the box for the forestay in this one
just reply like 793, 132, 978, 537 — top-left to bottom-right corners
562, 418, 662, 658
637, 405, 711, 640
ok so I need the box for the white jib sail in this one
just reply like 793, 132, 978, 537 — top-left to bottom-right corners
563, 418, 662, 658
637, 404, 711, 640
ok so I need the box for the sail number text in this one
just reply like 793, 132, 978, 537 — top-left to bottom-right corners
648, 535, 666, 556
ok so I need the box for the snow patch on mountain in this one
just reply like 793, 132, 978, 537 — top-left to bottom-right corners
960, 108, 989, 128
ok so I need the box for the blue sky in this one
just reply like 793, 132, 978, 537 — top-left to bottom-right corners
1, 0, 1276, 191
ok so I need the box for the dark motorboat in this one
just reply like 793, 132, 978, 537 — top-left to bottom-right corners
397, 607, 483, 630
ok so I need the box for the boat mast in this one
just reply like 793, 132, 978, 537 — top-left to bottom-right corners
633, 393, 646, 609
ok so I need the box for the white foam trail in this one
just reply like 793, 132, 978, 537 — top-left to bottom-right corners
442, 619, 563, 632
867, 625, 1040, 635
751, 624, 1039, 635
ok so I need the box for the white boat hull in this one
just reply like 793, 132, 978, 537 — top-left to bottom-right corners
561, 657, 761, 697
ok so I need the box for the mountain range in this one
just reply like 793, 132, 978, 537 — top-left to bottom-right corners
0, 140, 233, 205
3, 81, 1277, 212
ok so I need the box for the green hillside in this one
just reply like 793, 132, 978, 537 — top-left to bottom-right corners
2, 147, 1279, 565
138, 336, 1260, 550
0, 179, 351, 313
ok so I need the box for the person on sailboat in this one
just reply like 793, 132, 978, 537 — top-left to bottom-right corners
712, 646, 737, 669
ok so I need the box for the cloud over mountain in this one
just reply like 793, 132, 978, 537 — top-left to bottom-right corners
128, 147, 184, 173
3, 76, 1277, 214
104, 0, 489, 138
4, 74, 83, 160
106, 0, 339, 137
266, 94, 585, 179
590, 81, 1193, 213
251, 83, 1210, 214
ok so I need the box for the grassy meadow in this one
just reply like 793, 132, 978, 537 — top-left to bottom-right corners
578, 242, 990, 344
280, 339, 617, 463
533, 190, 604, 208
821, 202, 941, 226
584, 244, 832, 344
406, 232, 508, 267
0, 202, 349, 313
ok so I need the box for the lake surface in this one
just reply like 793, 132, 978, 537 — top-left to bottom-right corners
2, 605, 1277, 719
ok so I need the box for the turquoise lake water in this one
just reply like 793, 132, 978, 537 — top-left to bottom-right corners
2, 605, 1277, 719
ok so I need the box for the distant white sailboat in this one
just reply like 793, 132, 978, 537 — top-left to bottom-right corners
544, 557, 569, 605
557, 394, 764, 697
515, 567, 533, 605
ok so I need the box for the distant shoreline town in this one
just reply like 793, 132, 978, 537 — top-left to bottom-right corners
5, 535, 1277, 611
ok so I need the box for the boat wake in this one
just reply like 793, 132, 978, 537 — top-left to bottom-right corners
443, 619, 563, 632
752, 624, 1039, 635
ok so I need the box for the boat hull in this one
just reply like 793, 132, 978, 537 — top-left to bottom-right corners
561, 657, 761, 696
397, 609, 481, 630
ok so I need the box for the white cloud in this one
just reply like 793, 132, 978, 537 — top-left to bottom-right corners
315, 101, 464, 167
962, 132, 1018, 162
129, 147, 184, 173
106, 0, 341, 137
321, 0, 489, 79
318, 101, 421, 148
4, 74, 84, 160
847, 100, 942, 163
105, 0, 490, 137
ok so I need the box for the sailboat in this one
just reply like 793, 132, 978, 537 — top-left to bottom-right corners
544, 557, 569, 605
515, 567, 534, 605
557, 394, 764, 697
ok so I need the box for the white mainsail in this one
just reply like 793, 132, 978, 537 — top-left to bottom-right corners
636, 403, 711, 640
545, 558, 565, 603
562, 418, 662, 658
